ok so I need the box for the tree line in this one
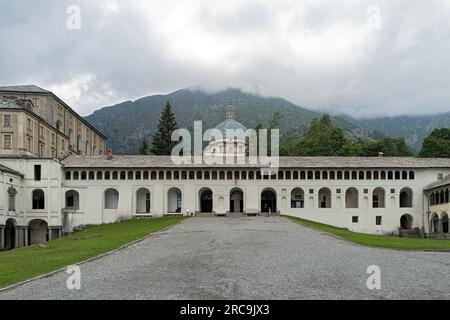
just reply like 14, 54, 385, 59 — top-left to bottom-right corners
140, 101, 450, 158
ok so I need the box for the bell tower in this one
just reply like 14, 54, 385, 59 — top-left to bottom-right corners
226, 100, 236, 120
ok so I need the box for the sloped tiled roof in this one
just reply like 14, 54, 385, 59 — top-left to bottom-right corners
0, 164, 23, 177
0, 85, 51, 94
424, 174, 450, 191
61, 155, 450, 169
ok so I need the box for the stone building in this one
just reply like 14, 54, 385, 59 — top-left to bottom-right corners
424, 175, 450, 237
1, 85, 450, 251
0, 85, 106, 158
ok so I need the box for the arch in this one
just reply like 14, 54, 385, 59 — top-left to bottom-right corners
359, 171, 365, 180
373, 171, 379, 180
136, 188, 151, 214
442, 213, 449, 234
402, 171, 408, 180
329, 171, 335, 180
32, 189, 45, 210
345, 188, 359, 208
65, 190, 79, 209
261, 188, 277, 213
199, 188, 213, 213
372, 187, 385, 208
400, 214, 414, 230
104, 188, 119, 209
4, 218, 16, 250
230, 188, 244, 213
291, 188, 305, 208
168, 188, 182, 213
318, 188, 332, 208
286, 171, 292, 180
430, 213, 440, 233
400, 187, 413, 208
29, 219, 48, 245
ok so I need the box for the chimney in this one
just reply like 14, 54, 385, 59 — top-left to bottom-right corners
107, 149, 113, 159
378, 152, 384, 157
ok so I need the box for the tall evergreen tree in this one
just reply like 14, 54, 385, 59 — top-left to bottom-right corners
150, 102, 178, 155
419, 128, 450, 158
139, 138, 150, 155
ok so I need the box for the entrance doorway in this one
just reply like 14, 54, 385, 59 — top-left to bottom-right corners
261, 189, 276, 213
230, 189, 244, 213
200, 188, 213, 213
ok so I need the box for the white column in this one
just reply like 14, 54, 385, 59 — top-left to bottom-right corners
0, 227, 4, 250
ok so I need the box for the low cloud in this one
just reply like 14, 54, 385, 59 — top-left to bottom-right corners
1, 0, 450, 118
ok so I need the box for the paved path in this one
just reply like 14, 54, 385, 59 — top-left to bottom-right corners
1, 217, 449, 300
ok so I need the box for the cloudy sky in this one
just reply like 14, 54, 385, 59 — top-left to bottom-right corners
1, 0, 450, 118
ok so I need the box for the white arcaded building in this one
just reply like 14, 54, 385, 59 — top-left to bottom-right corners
1, 86, 450, 251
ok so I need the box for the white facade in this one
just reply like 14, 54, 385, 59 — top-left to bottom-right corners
2, 155, 450, 250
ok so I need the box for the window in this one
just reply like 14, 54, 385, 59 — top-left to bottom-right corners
352, 216, 359, 223
3, 134, 11, 149
32, 189, 45, 210
8, 186, 16, 212
391, 189, 395, 194
3, 115, 11, 127
39, 143, 44, 157
39, 126, 44, 137
34, 165, 41, 181
309, 189, 314, 194
376, 216, 382, 226
336, 189, 341, 194
27, 137, 32, 152
27, 118, 32, 131
438, 173, 444, 180
364, 189, 369, 194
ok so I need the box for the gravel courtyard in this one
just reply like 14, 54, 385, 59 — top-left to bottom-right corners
1, 216, 449, 300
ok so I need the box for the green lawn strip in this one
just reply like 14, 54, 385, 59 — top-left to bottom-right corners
0, 217, 187, 289
284, 215, 450, 251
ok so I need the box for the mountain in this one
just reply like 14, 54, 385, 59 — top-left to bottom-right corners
85, 87, 450, 154
85, 88, 363, 154
353, 114, 450, 151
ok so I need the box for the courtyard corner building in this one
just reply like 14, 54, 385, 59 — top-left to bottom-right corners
1, 86, 450, 251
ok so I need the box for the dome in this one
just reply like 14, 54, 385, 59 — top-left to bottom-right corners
215, 119, 247, 136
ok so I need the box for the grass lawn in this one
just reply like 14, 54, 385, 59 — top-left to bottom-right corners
285, 215, 450, 251
0, 217, 187, 289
